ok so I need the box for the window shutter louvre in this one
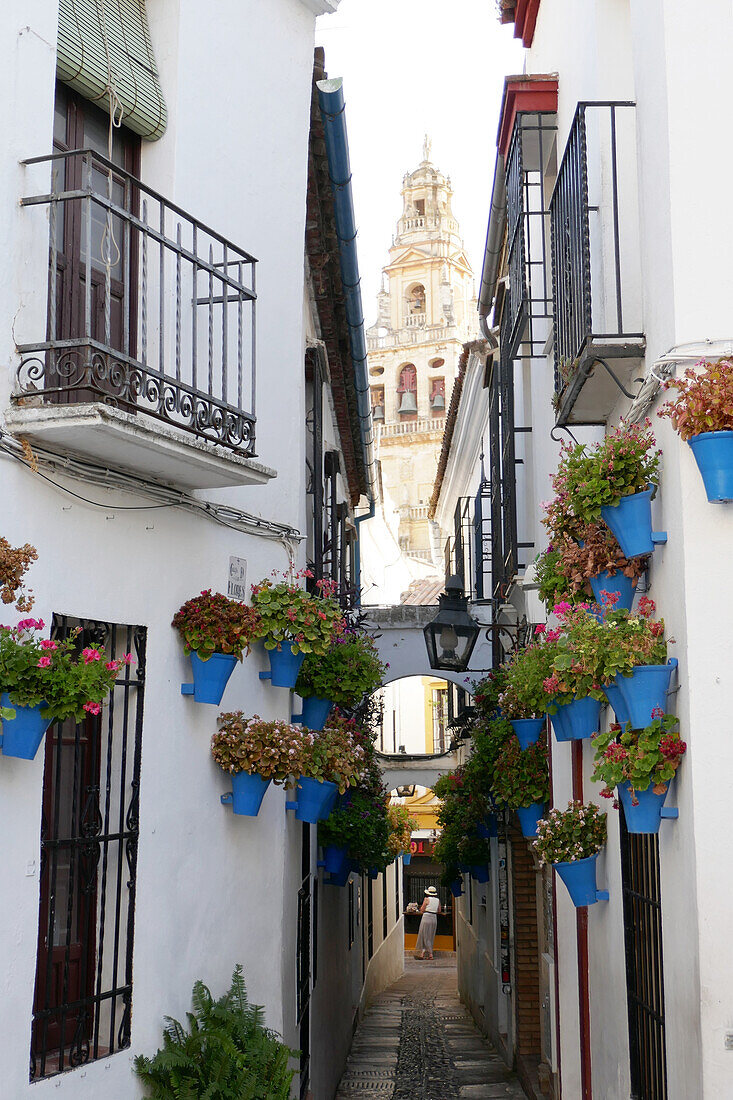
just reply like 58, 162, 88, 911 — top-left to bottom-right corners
57, 0, 167, 141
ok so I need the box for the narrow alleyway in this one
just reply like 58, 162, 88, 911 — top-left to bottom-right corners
336, 954, 527, 1099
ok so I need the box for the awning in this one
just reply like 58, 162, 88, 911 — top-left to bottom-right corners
57, 0, 167, 141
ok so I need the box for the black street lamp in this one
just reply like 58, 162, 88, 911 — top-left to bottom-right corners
423, 575, 481, 673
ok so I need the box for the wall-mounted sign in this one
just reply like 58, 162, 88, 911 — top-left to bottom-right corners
227, 556, 248, 601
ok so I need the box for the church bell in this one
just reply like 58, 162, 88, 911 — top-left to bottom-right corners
431, 392, 445, 411
398, 390, 418, 414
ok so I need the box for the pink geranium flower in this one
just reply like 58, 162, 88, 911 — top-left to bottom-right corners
37, 655, 52, 668
83, 701, 102, 715
82, 647, 102, 664
40, 639, 58, 650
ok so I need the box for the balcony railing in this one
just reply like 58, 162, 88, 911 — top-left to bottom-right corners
366, 323, 451, 351
377, 417, 445, 439
550, 103, 645, 424
405, 312, 427, 328
16, 149, 257, 454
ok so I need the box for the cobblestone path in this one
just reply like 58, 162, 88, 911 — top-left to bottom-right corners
336, 955, 527, 1099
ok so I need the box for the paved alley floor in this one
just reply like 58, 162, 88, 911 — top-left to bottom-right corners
335, 954, 527, 1099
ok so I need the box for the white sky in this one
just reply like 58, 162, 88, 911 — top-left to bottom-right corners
315, 0, 525, 326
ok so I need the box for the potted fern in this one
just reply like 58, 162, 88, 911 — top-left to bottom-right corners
172, 589, 261, 705
293, 629, 385, 730
134, 966, 296, 1099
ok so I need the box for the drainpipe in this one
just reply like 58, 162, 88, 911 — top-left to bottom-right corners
478, 150, 507, 329
317, 76, 377, 604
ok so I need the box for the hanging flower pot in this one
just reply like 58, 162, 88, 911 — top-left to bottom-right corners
0, 695, 52, 760
551, 696, 601, 742
476, 813, 498, 840
602, 682, 632, 728
259, 642, 306, 689
614, 658, 678, 728
291, 696, 333, 731
589, 570, 636, 611
449, 879, 463, 898
220, 771, 271, 816
322, 844, 349, 875
601, 488, 662, 559
618, 781, 678, 834
516, 802, 546, 838
511, 717, 545, 750
402, 851, 412, 865
470, 865, 489, 883
181, 652, 237, 705
553, 854, 609, 906
687, 431, 733, 501
287, 776, 338, 823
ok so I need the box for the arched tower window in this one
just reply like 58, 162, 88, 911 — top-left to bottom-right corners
371, 386, 385, 421
430, 377, 446, 415
408, 285, 425, 314
396, 364, 418, 418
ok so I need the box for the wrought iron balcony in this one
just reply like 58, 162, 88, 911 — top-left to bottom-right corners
12, 149, 265, 486
550, 103, 645, 425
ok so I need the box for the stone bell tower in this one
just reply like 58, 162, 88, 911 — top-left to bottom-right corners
367, 137, 478, 570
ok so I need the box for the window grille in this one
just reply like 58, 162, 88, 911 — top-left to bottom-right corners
31, 616, 146, 1081
620, 812, 668, 1099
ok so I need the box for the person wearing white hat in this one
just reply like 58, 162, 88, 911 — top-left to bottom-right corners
414, 886, 442, 960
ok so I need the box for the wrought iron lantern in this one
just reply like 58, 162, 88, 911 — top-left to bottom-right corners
423, 575, 480, 672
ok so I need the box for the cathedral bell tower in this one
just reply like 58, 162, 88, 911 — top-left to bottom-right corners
367, 138, 477, 569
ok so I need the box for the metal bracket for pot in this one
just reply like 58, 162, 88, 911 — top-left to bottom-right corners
660, 806, 679, 819
220, 792, 233, 805
285, 800, 299, 812
595, 889, 610, 902
291, 712, 303, 723
181, 682, 195, 695
258, 671, 272, 681
651, 531, 668, 544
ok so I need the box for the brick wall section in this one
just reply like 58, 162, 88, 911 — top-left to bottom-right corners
510, 826, 541, 1058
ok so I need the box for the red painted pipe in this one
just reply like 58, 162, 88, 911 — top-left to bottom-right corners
572, 741, 593, 1099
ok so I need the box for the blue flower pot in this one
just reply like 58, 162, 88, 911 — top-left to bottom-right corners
476, 813, 498, 840
615, 659, 677, 728
602, 682, 632, 728
325, 864, 352, 887
449, 879, 463, 897
618, 780, 678, 834
322, 781, 339, 819
402, 851, 412, 865
601, 488, 655, 558
181, 652, 237, 705
292, 696, 333, 731
688, 431, 733, 502
259, 642, 305, 689
516, 802, 545, 838
511, 717, 545, 750
551, 697, 601, 742
289, 776, 338, 823
0, 696, 52, 760
470, 864, 489, 883
554, 854, 608, 906
221, 771, 271, 816
323, 844, 349, 874
369, 867, 379, 880
590, 570, 636, 611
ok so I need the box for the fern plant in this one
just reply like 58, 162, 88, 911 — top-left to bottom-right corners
134, 966, 297, 1099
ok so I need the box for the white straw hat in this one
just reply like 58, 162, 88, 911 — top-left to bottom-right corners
425, 886, 438, 896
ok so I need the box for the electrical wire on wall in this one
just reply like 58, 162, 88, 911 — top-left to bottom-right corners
0, 428, 303, 563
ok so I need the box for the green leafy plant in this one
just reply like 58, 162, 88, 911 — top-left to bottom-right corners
0, 536, 37, 611
0, 620, 129, 722
295, 630, 385, 706
250, 570, 344, 656
471, 669, 507, 718
318, 788, 391, 871
134, 965, 296, 1100
386, 804, 418, 858
298, 718, 367, 793
658, 357, 733, 439
499, 640, 557, 718
548, 595, 668, 693
211, 715, 303, 786
549, 420, 661, 528
536, 526, 647, 610
533, 800, 606, 865
458, 833, 491, 866
591, 712, 686, 802
172, 590, 261, 661
491, 734, 550, 809
534, 544, 581, 607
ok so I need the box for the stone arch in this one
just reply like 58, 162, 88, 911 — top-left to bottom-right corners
363, 604, 492, 690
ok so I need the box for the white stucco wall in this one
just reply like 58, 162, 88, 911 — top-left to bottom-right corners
0, 2, 354, 1097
